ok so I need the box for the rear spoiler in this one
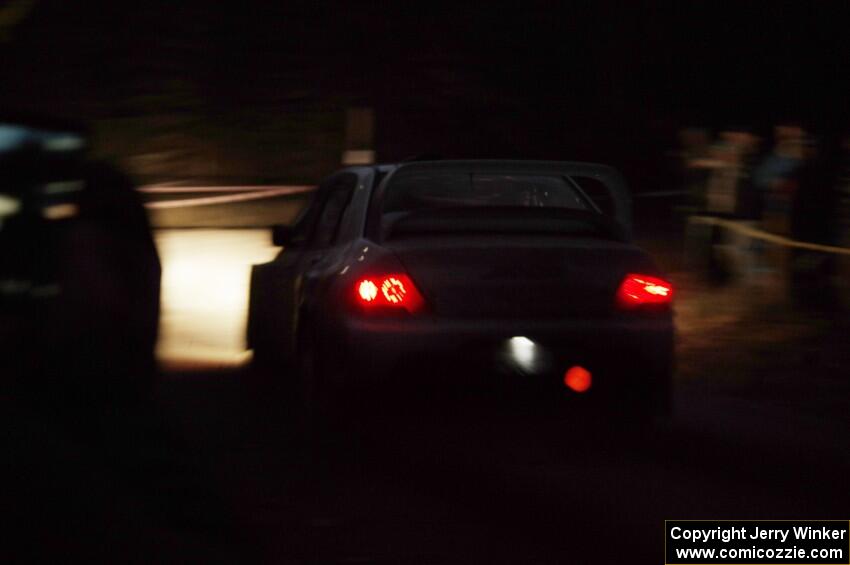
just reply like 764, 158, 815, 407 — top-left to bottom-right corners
383, 160, 633, 238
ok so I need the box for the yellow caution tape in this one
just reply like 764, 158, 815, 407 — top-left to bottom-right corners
690, 216, 850, 256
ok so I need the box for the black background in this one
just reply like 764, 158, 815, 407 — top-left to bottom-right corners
2, 1, 850, 184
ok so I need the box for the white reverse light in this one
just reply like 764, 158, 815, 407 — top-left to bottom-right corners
507, 336, 539, 373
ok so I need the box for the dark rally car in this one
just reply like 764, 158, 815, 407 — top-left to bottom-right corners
247, 160, 674, 425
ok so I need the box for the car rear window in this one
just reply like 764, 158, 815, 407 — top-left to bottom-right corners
381, 173, 590, 216
373, 172, 626, 241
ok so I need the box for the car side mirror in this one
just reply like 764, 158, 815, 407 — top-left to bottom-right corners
271, 224, 296, 247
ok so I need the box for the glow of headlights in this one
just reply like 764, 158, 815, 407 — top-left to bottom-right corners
0, 194, 21, 218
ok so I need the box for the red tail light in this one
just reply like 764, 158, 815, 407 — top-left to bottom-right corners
355, 273, 425, 314
616, 273, 673, 308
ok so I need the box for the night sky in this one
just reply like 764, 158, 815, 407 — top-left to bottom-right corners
2, 1, 848, 182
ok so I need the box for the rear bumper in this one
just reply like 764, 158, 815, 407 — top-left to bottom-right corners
324, 314, 673, 406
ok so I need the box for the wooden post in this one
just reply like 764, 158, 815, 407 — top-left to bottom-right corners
342, 107, 375, 165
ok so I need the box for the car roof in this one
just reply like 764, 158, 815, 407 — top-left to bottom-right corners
352, 159, 618, 174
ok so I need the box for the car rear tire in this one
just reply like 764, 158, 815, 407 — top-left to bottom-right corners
295, 326, 353, 464
247, 268, 288, 376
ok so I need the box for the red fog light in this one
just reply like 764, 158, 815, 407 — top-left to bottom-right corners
564, 366, 592, 393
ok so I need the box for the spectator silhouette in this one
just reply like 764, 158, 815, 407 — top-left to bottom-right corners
787, 133, 842, 309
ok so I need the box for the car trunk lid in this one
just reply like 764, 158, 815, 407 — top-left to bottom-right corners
387, 235, 658, 319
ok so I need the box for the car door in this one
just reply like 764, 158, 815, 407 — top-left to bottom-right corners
251, 176, 334, 360
295, 173, 359, 329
